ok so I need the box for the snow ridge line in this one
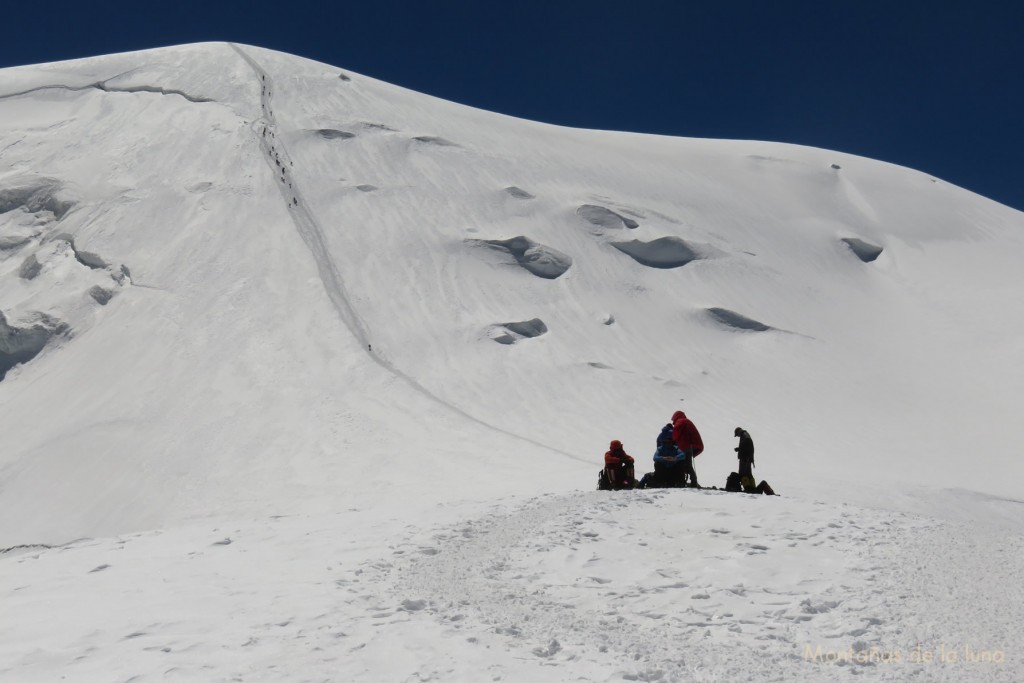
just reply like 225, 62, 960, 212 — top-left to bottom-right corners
227, 44, 586, 464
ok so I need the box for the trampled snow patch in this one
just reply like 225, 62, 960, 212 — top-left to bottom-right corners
5, 492, 1018, 682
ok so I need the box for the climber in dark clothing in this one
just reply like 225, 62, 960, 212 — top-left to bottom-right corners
734, 427, 754, 480
653, 423, 685, 487
725, 472, 776, 495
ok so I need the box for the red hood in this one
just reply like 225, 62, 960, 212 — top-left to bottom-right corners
672, 410, 686, 422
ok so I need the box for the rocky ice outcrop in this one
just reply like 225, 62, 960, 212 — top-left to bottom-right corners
314, 128, 355, 140
0, 311, 68, 381
611, 236, 705, 269
472, 236, 572, 279
489, 318, 548, 345
841, 237, 884, 263
577, 204, 639, 230
0, 177, 75, 223
504, 186, 534, 200
705, 307, 773, 332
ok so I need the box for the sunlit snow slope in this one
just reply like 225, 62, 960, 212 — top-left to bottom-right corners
1, 43, 1022, 547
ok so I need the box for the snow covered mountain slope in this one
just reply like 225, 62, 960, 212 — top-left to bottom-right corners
2, 42, 1023, 683
1, 43, 1022, 547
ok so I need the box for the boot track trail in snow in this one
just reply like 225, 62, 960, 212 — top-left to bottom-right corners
228, 43, 585, 465
1, 490, 1019, 682
360, 490, 1023, 682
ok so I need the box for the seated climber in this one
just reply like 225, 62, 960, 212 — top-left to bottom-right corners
725, 472, 777, 496
603, 440, 637, 490
652, 423, 686, 488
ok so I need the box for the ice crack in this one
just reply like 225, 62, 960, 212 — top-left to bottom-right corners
0, 78, 214, 104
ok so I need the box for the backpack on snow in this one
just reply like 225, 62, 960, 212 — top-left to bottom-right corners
598, 464, 637, 490
638, 471, 658, 489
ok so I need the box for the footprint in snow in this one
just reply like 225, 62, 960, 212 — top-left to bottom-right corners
800, 599, 839, 614
532, 638, 562, 658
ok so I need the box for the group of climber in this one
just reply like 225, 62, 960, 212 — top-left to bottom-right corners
599, 410, 776, 495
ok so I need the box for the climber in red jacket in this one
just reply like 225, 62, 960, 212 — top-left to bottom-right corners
604, 440, 637, 490
671, 410, 704, 488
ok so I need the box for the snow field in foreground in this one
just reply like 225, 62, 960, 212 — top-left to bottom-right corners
2, 490, 1020, 682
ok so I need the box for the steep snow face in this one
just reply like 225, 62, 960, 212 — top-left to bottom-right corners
0, 43, 1022, 545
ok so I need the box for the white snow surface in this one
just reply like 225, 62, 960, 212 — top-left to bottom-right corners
1, 43, 1022, 681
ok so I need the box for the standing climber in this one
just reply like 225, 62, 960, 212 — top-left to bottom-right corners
734, 427, 755, 481
671, 410, 704, 488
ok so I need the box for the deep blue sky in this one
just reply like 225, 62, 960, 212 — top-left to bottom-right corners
3, 1, 1021, 212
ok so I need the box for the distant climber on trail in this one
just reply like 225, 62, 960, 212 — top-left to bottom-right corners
734, 427, 755, 480
602, 440, 637, 490
671, 410, 703, 488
